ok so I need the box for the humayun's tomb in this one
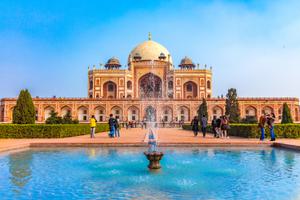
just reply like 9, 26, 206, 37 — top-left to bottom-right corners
0, 34, 299, 123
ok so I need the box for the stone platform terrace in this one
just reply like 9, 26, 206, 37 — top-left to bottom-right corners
0, 128, 300, 153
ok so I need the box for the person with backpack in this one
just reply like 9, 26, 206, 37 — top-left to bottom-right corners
267, 113, 276, 141
115, 116, 120, 137
258, 114, 266, 141
108, 114, 116, 138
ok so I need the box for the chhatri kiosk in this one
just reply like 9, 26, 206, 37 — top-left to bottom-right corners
0, 34, 299, 123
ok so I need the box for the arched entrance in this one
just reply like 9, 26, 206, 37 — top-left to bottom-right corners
139, 73, 162, 98
145, 106, 156, 122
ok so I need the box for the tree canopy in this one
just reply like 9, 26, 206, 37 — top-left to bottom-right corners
13, 89, 36, 124
225, 88, 241, 123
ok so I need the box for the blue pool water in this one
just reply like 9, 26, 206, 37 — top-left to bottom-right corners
0, 147, 300, 200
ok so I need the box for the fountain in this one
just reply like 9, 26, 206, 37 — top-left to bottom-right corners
144, 151, 164, 170
141, 59, 164, 170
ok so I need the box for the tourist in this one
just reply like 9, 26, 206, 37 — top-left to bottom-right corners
191, 116, 199, 136
90, 115, 97, 138
115, 116, 120, 137
201, 114, 208, 137
211, 116, 218, 137
216, 116, 222, 138
221, 116, 229, 138
148, 128, 157, 152
258, 114, 266, 141
108, 114, 116, 138
267, 113, 276, 141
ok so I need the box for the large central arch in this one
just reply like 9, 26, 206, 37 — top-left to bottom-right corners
139, 73, 162, 98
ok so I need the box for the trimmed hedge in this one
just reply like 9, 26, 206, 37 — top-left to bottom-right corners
0, 124, 110, 138
182, 124, 212, 132
182, 123, 300, 138
228, 124, 300, 139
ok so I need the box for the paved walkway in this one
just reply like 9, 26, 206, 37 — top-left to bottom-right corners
0, 128, 300, 152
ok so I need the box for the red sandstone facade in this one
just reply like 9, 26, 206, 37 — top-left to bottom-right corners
0, 35, 299, 123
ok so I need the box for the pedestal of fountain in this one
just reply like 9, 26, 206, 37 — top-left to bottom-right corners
144, 151, 164, 169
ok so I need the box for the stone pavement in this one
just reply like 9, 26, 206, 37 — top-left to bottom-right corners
0, 128, 300, 152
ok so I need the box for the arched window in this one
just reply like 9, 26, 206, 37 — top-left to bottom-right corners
128, 107, 139, 121
183, 81, 197, 98
95, 107, 105, 122
127, 81, 132, 90
78, 106, 88, 121
103, 81, 117, 98
207, 80, 211, 89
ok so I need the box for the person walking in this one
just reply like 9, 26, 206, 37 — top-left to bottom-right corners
108, 114, 116, 138
267, 113, 276, 141
258, 114, 266, 141
115, 116, 120, 137
191, 116, 199, 136
90, 115, 97, 138
211, 116, 218, 137
201, 115, 208, 138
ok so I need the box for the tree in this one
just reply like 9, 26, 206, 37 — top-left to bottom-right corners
281, 103, 293, 124
45, 110, 62, 124
225, 88, 241, 123
62, 110, 73, 124
62, 110, 79, 124
198, 98, 208, 120
13, 89, 36, 124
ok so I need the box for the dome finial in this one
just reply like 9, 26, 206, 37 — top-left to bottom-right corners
148, 32, 152, 40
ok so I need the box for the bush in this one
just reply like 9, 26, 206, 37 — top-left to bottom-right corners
182, 123, 300, 138
182, 124, 212, 132
0, 124, 110, 138
241, 116, 258, 124
228, 124, 300, 138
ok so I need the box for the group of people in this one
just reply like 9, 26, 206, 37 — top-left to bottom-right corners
211, 115, 230, 138
108, 114, 120, 138
191, 115, 208, 137
191, 115, 230, 138
90, 114, 121, 138
258, 113, 276, 141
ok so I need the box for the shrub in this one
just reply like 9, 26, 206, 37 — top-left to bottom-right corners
182, 123, 300, 138
241, 116, 258, 124
182, 124, 212, 132
228, 124, 300, 138
0, 124, 110, 138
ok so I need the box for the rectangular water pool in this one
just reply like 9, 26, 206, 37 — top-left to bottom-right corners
0, 147, 300, 200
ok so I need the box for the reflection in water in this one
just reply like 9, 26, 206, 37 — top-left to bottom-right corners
9, 151, 32, 194
87, 148, 97, 159
284, 151, 295, 170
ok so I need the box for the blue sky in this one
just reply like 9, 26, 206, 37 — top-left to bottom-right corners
0, 0, 300, 98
